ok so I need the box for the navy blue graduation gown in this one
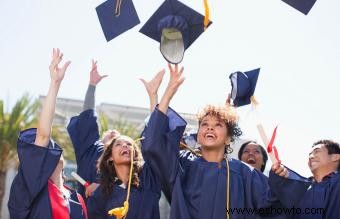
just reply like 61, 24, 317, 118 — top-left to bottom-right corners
67, 109, 104, 197
87, 162, 161, 219
142, 107, 282, 219
269, 168, 340, 219
8, 128, 87, 219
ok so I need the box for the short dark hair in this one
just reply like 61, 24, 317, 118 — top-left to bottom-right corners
312, 140, 340, 155
238, 141, 268, 172
312, 139, 340, 171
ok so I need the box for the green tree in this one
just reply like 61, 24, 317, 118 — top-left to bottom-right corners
0, 93, 40, 213
98, 112, 140, 139
51, 125, 75, 161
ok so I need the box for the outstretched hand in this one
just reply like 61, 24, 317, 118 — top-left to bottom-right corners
166, 63, 185, 93
89, 59, 108, 86
49, 48, 71, 84
271, 161, 289, 178
158, 63, 185, 114
140, 69, 165, 97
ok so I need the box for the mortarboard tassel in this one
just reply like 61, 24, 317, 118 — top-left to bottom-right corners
115, 0, 122, 17
108, 137, 145, 218
203, 0, 210, 31
250, 95, 259, 108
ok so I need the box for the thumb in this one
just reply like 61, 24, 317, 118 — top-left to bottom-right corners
139, 78, 147, 86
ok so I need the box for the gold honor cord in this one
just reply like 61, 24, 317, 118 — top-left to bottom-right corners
115, 0, 122, 17
107, 137, 145, 219
180, 142, 231, 219
203, 0, 210, 30
225, 158, 230, 219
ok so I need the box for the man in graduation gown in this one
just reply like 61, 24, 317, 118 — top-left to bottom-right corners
8, 48, 87, 219
270, 140, 340, 219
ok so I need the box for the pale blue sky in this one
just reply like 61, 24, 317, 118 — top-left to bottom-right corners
1, 0, 339, 176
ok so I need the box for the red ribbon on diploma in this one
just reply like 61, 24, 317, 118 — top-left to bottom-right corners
267, 126, 280, 163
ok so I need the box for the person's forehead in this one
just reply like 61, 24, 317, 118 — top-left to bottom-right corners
115, 136, 134, 143
201, 115, 222, 122
245, 143, 260, 150
310, 144, 326, 154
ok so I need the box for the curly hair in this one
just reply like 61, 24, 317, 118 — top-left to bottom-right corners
97, 135, 143, 198
197, 104, 242, 143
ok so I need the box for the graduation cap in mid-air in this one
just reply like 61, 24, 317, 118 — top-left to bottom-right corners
281, 0, 317, 15
96, 0, 140, 42
229, 68, 260, 107
139, 0, 212, 64
182, 130, 198, 148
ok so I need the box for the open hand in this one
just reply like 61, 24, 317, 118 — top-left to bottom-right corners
89, 59, 108, 86
140, 69, 165, 97
49, 48, 71, 84
166, 63, 185, 93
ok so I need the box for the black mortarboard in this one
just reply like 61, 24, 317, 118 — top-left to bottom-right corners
281, 0, 317, 15
182, 130, 198, 148
229, 68, 260, 107
139, 0, 212, 64
96, 0, 140, 42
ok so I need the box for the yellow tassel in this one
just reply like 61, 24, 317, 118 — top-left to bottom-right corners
250, 95, 259, 107
108, 201, 129, 218
203, 0, 210, 31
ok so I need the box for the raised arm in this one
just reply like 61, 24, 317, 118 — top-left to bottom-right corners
158, 64, 184, 113
141, 64, 186, 199
140, 69, 165, 112
8, 49, 69, 219
83, 60, 107, 111
34, 48, 70, 147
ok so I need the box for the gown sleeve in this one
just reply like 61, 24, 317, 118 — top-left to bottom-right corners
67, 109, 101, 163
268, 167, 311, 208
141, 107, 186, 199
87, 186, 108, 219
8, 128, 62, 219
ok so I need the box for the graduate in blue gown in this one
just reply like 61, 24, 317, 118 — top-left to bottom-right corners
87, 133, 162, 219
142, 64, 283, 219
270, 139, 340, 219
8, 48, 87, 219
67, 59, 112, 199
238, 141, 268, 173
88, 135, 161, 219
238, 142, 290, 219
84, 72, 162, 218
